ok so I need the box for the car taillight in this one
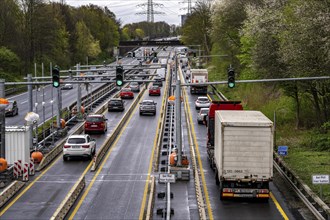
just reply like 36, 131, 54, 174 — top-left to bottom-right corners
63, 145, 71, 148
258, 189, 269, 194
100, 122, 105, 127
223, 188, 233, 193
82, 145, 90, 148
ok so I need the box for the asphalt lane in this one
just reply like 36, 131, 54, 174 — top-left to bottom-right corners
183, 78, 295, 219
70, 85, 164, 219
0, 93, 136, 219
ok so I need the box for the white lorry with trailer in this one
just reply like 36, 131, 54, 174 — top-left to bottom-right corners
214, 110, 274, 200
190, 69, 208, 94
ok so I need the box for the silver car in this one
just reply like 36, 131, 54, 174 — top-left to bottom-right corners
63, 134, 96, 161
129, 82, 140, 92
195, 96, 210, 110
197, 108, 209, 124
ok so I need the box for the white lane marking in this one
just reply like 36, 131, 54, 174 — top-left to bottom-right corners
21, 101, 28, 104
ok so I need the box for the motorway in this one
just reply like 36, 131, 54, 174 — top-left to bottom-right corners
0, 47, 306, 219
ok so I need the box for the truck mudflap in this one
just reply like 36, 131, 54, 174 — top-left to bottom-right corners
221, 188, 270, 199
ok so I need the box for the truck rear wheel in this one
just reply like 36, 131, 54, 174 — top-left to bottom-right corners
215, 170, 220, 186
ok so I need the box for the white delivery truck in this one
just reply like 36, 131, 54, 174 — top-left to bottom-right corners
190, 69, 208, 94
214, 110, 273, 200
156, 68, 166, 81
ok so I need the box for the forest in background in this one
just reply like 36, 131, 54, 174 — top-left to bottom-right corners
0, 0, 178, 81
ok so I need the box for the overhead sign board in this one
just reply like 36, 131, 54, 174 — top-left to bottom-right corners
120, 40, 183, 47
312, 175, 329, 184
159, 173, 176, 183
278, 146, 288, 156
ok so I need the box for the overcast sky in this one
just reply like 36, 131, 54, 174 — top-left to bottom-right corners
64, 0, 191, 26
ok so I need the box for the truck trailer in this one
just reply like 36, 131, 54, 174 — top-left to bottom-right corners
190, 69, 208, 94
206, 101, 243, 169
214, 110, 274, 200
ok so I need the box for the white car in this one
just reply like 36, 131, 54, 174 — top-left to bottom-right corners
197, 108, 209, 124
195, 96, 210, 110
61, 83, 73, 90
63, 134, 96, 161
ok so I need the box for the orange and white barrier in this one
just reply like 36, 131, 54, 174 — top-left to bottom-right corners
22, 162, 29, 182
29, 158, 35, 176
17, 160, 22, 176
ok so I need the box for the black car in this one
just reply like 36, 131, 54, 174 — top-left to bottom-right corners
108, 98, 125, 112
5, 100, 18, 116
153, 77, 163, 87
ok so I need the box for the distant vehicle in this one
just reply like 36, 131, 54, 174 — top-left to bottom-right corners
197, 108, 209, 124
61, 83, 73, 90
190, 69, 208, 94
5, 100, 18, 117
139, 100, 157, 116
120, 88, 134, 99
195, 96, 210, 110
84, 114, 108, 134
129, 82, 140, 92
149, 85, 161, 96
63, 134, 96, 161
153, 77, 163, 87
156, 68, 166, 81
85, 72, 95, 80
101, 76, 111, 80
108, 98, 125, 112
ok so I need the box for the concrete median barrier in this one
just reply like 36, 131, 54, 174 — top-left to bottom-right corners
0, 181, 25, 208
50, 176, 85, 220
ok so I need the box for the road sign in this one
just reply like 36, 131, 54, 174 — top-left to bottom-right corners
159, 173, 176, 183
312, 175, 329, 184
278, 145, 288, 156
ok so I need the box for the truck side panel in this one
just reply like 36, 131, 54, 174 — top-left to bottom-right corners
214, 112, 273, 181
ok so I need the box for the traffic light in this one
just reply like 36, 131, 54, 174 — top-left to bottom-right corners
116, 65, 124, 86
227, 68, 235, 88
52, 66, 60, 88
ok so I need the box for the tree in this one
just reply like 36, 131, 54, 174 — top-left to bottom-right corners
74, 21, 101, 63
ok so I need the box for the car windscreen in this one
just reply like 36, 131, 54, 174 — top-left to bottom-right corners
142, 101, 154, 105
110, 100, 122, 105
86, 117, 103, 122
68, 138, 86, 144
199, 98, 209, 102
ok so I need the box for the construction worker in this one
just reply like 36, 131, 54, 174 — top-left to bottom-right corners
170, 148, 178, 166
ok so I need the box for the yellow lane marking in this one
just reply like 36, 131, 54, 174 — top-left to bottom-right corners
180, 72, 214, 219
270, 192, 289, 220
0, 155, 62, 216
70, 88, 158, 220
139, 74, 169, 219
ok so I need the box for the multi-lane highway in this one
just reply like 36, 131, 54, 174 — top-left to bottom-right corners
0, 47, 313, 220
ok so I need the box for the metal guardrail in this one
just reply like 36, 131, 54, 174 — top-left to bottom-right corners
180, 68, 208, 219
274, 153, 330, 220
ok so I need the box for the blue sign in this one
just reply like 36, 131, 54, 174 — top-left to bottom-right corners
278, 146, 288, 156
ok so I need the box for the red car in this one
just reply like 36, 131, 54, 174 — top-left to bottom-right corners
84, 114, 108, 134
149, 86, 161, 96
120, 88, 134, 99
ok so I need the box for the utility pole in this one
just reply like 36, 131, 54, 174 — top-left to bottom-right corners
77, 64, 83, 121
0, 79, 5, 158
28, 74, 33, 150
136, 0, 165, 23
